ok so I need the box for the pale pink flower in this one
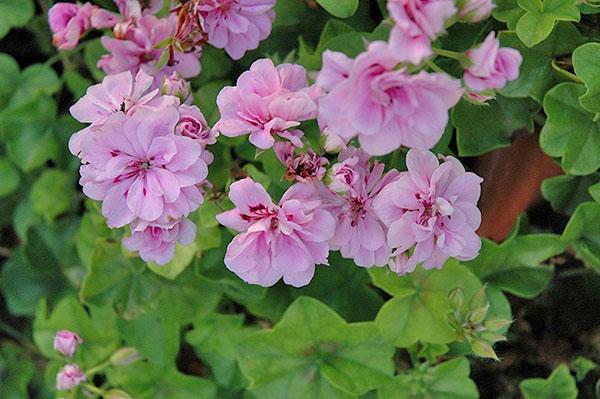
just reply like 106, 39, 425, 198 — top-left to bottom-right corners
77, 106, 208, 228
388, 0, 457, 64
53, 330, 83, 358
215, 59, 318, 149
48, 2, 95, 50
176, 105, 216, 165
374, 149, 483, 273
458, 0, 495, 22
68, 70, 178, 156
318, 148, 400, 267
464, 32, 522, 93
162, 72, 192, 104
318, 42, 462, 156
197, 0, 276, 60
316, 50, 354, 92
217, 178, 335, 287
123, 218, 196, 265
274, 142, 328, 183
56, 364, 86, 390
98, 14, 201, 81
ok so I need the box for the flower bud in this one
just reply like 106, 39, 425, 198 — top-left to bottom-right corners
56, 364, 86, 390
105, 389, 133, 399
457, 0, 495, 22
469, 286, 487, 311
110, 347, 140, 366
162, 72, 192, 104
470, 339, 499, 361
53, 330, 83, 357
448, 288, 465, 310
468, 304, 489, 325
484, 318, 513, 331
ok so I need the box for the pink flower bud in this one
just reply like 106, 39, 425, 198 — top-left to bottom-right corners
162, 72, 192, 104
48, 2, 95, 50
274, 142, 329, 183
53, 330, 83, 357
56, 364, 86, 390
458, 0, 495, 22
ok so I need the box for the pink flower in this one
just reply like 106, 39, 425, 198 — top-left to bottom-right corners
373, 149, 483, 273
274, 142, 329, 183
458, 0, 495, 22
176, 105, 216, 165
318, 148, 400, 267
197, 0, 276, 60
68, 70, 178, 156
464, 32, 523, 93
123, 218, 197, 265
56, 364, 86, 390
217, 178, 335, 287
317, 42, 462, 156
48, 2, 94, 50
388, 0, 456, 64
78, 106, 208, 228
162, 72, 192, 104
53, 330, 83, 358
98, 14, 201, 81
316, 50, 354, 92
215, 59, 318, 149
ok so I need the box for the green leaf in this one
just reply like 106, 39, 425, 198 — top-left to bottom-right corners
186, 314, 256, 389
590, 181, 600, 202
0, 53, 19, 108
498, 24, 584, 102
33, 297, 120, 367
541, 174, 598, 215
0, 0, 34, 39
570, 356, 597, 382
239, 297, 394, 398
8, 64, 61, 108
0, 95, 58, 172
520, 364, 577, 399
274, 0, 307, 26
515, 0, 580, 47
465, 234, 564, 298
540, 83, 600, 175
30, 169, 74, 223
84, 38, 107, 81
0, 157, 19, 198
493, 0, 526, 28
572, 42, 600, 114
64, 70, 93, 99
146, 242, 197, 280
378, 357, 478, 399
315, 0, 359, 18
371, 261, 482, 347
561, 202, 600, 270
0, 343, 34, 399
452, 95, 536, 156
80, 240, 163, 320
0, 227, 70, 315
194, 79, 231, 125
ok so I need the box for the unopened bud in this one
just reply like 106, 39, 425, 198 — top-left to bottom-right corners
110, 347, 140, 366
448, 288, 465, 310
468, 304, 489, 325
162, 72, 191, 104
469, 286, 487, 311
105, 389, 133, 399
471, 339, 499, 361
484, 318, 513, 331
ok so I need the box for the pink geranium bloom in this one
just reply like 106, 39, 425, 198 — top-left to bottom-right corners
48, 2, 95, 50
464, 32, 523, 93
56, 364, 86, 391
77, 106, 208, 228
318, 42, 462, 156
53, 330, 83, 358
274, 142, 329, 183
123, 217, 196, 265
318, 148, 400, 267
177, 104, 217, 164
374, 149, 483, 274
98, 14, 201, 81
197, 0, 276, 60
215, 59, 318, 149
68, 70, 178, 156
217, 178, 335, 287
388, 0, 456, 65
162, 72, 192, 104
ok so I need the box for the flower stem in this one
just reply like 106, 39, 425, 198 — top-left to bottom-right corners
550, 59, 584, 84
431, 47, 472, 68
86, 358, 112, 377
83, 383, 106, 397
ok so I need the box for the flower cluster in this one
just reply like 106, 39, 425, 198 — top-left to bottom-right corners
53, 330, 86, 390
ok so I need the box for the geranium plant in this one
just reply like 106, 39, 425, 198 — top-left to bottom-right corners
0, 0, 599, 397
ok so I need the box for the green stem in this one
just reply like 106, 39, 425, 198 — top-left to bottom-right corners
86, 358, 112, 377
551, 59, 584, 84
426, 60, 446, 74
83, 383, 106, 397
431, 47, 472, 68
0, 321, 40, 355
